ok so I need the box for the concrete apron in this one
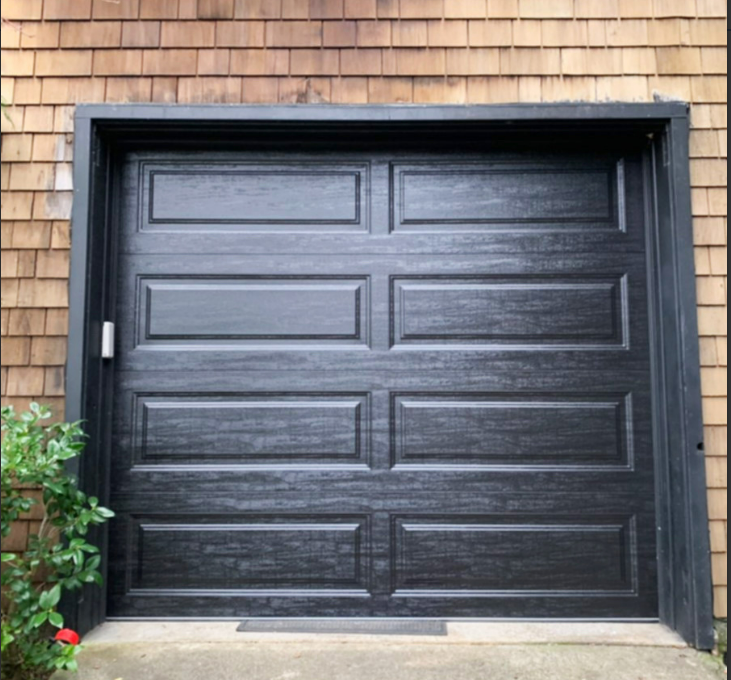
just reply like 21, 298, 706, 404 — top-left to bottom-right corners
53, 623, 727, 680
85, 621, 687, 647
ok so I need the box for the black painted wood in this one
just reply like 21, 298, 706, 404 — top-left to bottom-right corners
62, 119, 117, 635
104, 140, 661, 621
72, 103, 690, 130
64, 105, 714, 648
646, 121, 714, 648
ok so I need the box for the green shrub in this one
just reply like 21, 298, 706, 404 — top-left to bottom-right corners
1, 404, 114, 680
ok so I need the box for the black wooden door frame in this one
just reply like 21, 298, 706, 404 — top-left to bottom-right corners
65, 103, 714, 649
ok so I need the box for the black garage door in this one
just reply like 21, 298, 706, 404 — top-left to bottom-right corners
107, 134, 658, 620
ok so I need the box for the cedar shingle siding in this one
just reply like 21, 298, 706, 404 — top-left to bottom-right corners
0, 0, 727, 618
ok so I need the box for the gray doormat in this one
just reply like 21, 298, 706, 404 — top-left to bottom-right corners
236, 620, 449, 637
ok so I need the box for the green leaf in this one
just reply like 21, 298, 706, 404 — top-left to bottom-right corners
49, 584, 63, 608
32, 612, 48, 629
44, 481, 65, 495
80, 571, 99, 584
1, 627, 16, 652
1, 553, 17, 563
48, 612, 64, 629
39, 591, 53, 610
56, 449, 78, 461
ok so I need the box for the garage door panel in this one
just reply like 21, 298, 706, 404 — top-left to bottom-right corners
391, 275, 628, 349
391, 160, 623, 233
119, 515, 372, 594
117, 265, 651, 377
392, 393, 635, 470
117, 252, 649, 360
107, 511, 657, 620
130, 393, 371, 468
108, 514, 650, 611
109, 144, 659, 620
122, 151, 648, 255
137, 276, 370, 347
112, 383, 653, 471
141, 162, 370, 233
392, 516, 637, 595
112, 382, 653, 477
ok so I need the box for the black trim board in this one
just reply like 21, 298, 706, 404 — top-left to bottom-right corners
66, 104, 714, 649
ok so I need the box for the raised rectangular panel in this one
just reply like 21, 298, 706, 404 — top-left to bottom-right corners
392, 394, 632, 469
129, 516, 370, 593
391, 160, 625, 232
138, 276, 370, 348
142, 162, 370, 232
391, 276, 628, 349
392, 517, 636, 596
134, 394, 371, 467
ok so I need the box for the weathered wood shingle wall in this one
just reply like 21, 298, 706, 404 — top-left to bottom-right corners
0, 0, 727, 617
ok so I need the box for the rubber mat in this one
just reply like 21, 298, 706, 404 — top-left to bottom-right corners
236, 620, 449, 636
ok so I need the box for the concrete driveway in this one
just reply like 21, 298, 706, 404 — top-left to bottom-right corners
54, 624, 726, 680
